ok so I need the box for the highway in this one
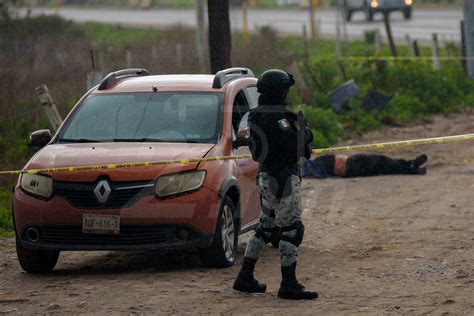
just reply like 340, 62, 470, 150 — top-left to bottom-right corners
21, 7, 463, 44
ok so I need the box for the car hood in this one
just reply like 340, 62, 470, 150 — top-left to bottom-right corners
25, 142, 216, 182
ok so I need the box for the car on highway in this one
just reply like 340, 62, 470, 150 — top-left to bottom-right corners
12, 68, 262, 273
344, 0, 413, 21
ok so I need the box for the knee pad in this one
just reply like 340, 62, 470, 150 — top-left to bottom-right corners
280, 221, 305, 247
255, 226, 279, 244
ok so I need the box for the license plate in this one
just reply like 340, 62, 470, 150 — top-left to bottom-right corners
82, 214, 120, 235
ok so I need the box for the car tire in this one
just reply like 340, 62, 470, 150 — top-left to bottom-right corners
16, 240, 59, 274
403, 7, 412, 20
200, 196, 238, 268
365, 6, 374, 21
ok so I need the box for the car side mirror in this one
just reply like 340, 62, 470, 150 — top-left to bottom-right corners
233, 127, 250, 148
30, 129, 52, 148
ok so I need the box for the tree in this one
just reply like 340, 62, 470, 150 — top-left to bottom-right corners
207, 0, 231, 74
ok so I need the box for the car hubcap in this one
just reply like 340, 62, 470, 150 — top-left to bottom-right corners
221, 205, 235, 260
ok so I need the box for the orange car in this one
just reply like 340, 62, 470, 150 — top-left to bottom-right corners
13, 68, 262, 273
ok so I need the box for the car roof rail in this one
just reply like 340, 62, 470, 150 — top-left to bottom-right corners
98, 68, 150, 90
212, 67, 255, 89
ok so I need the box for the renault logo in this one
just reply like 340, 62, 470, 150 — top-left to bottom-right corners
93, 180, 111, 203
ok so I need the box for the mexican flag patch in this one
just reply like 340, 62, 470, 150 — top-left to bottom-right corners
278, 118, 291, 130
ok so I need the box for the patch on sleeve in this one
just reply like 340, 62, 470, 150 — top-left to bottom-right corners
277, 118, 291, 130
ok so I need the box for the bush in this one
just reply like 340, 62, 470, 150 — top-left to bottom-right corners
356, 114, 381, 135
306, 57, 339, 92
0, 187, 12, 231
387, 62, 463, 114
301, 53, 471, 139
383, 94, 425, 124
363, 30, 378, 45
300, 106, 347, 147
463, 93, 474, 107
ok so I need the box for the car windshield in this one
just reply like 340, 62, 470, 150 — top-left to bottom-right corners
58, 92, 223, 144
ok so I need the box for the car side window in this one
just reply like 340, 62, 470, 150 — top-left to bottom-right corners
232, 91, 250, 134
244, 86, 260, 109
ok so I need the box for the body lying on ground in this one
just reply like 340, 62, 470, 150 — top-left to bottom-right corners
303, 153, 428, 179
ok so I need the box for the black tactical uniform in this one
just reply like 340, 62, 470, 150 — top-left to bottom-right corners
233, 69, 318, 300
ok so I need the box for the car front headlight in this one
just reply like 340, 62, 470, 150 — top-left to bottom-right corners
155, 170, 206, 198
405, 0, 413, 5
20, 173, 53, 199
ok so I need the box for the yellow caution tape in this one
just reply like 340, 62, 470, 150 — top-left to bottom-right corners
313, 133, 474, 155
1, 133, 473, 176
340, 56, 474, 62
0, 155, 253, 176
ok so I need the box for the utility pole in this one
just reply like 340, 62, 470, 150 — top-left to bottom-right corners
195, 0, 206, 72
207, 0, 231, 74
463, 0, 474, 77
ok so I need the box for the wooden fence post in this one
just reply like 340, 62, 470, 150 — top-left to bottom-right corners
242, 0, 249, 42
87, 50, 103, 90
406, 33, 416, 56
176, 43, 183, 67
412, 40, 420, 57
463, 0, 474, 77
375, 30, 381, 55
126, 49, 133, 68
461, 20, 468, 76
384, 15, 397, 57
432, 33, 441, 70
302, 24, 309, 64
35, 85, 63, 132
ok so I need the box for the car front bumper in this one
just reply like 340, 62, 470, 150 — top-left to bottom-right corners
13, 186, 220, 251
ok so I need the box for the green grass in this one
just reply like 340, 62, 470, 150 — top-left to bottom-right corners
281, 35, 437, 60
0, 229, 14, 238
81, 22, 165, 49
274, 26, 474, 144
0, 187, 13, 239
152, 0, 195, 8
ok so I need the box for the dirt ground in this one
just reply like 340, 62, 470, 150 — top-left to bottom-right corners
1, 111, 473, 315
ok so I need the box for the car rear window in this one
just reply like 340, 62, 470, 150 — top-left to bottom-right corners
58, 92, 223, 144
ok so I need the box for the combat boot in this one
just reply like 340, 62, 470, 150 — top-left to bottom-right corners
410, 154, 428, 174
233, 257, 267, 293
278, 262, 318, 300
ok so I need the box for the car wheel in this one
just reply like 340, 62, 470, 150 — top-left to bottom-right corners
200, 196, 238, 268
16, 240, 59, 274
365, 6, 374, 21
403, 7, 412, 20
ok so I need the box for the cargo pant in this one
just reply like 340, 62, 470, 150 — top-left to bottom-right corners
244, 172, 302, 268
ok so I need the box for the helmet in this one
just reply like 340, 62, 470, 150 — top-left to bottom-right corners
257, 69, 295, 99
